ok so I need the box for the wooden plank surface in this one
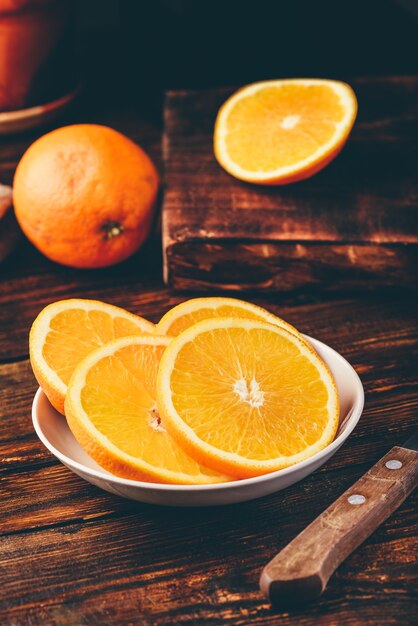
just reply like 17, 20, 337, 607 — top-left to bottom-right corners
1, 274, 417, 624
163, 76, 418, 290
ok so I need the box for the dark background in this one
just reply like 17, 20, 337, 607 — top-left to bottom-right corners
77, 0, 418, 112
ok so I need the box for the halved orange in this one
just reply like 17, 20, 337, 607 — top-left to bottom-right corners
156, 296, 302, 339
30, 299, 155, 414
157, 318, 339, 478
64, 335, 230, 484
214, 79, 357, 185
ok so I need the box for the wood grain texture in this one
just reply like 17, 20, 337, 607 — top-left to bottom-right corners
261, 446, 418, 604
166, 242, 418, 291
163, 75, 418, 291
1, 497, 417, 625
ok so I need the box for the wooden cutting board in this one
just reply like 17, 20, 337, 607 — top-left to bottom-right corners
162, 76, 418, 291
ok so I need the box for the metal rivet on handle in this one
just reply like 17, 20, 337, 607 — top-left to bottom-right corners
348, 494, 366, 505
385, 459, 402, 470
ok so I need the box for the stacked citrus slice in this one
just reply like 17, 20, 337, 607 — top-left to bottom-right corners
64, 335, 229, 484
30, 297, 340, 484
157, 318, 338, 477
29, 299, 155, 414
156, 296, 302, 339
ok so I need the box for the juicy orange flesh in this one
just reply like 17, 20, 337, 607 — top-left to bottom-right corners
170, 327, 332, 460
42, 309, 149, 385
164, 305, 280, 336
79, 343, 223, 478
225, 84, 346, 171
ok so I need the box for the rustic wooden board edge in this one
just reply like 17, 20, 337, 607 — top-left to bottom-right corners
162, 76, 418, 291
162, 203, 418, 247
164, 240, 418, 291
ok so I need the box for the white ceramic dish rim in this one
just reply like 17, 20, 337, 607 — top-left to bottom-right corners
32, 334, 364, 493
0, 85, 81, 135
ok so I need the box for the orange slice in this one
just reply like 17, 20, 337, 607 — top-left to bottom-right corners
157, 318, 339, 478
214, 79, 357, 185
156, 296, 302, 339
29, 299, 155, 414
64, 335, 230, 484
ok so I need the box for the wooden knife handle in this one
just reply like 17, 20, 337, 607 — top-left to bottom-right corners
260, 446, 418, 605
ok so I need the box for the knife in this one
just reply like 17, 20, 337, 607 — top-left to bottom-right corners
260, 430, 418, 605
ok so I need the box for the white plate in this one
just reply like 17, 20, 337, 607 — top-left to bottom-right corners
32, 335, 364, 507
0, 85, 80, 135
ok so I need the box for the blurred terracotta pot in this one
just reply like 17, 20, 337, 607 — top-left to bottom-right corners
0, 0, 73, 112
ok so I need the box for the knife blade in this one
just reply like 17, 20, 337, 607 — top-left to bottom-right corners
260, 430, 418, 606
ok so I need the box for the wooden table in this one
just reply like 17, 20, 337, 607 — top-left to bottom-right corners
1, 90, 417, 626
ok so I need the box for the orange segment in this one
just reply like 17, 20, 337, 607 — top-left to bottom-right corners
29, 299, 155, 414
157, 318, 339, 478
156, 297, 303, 339
64, 335, 230, 484
214, 79, 357, 184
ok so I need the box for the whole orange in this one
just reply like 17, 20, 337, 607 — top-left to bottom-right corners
13, 124, 159, 268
